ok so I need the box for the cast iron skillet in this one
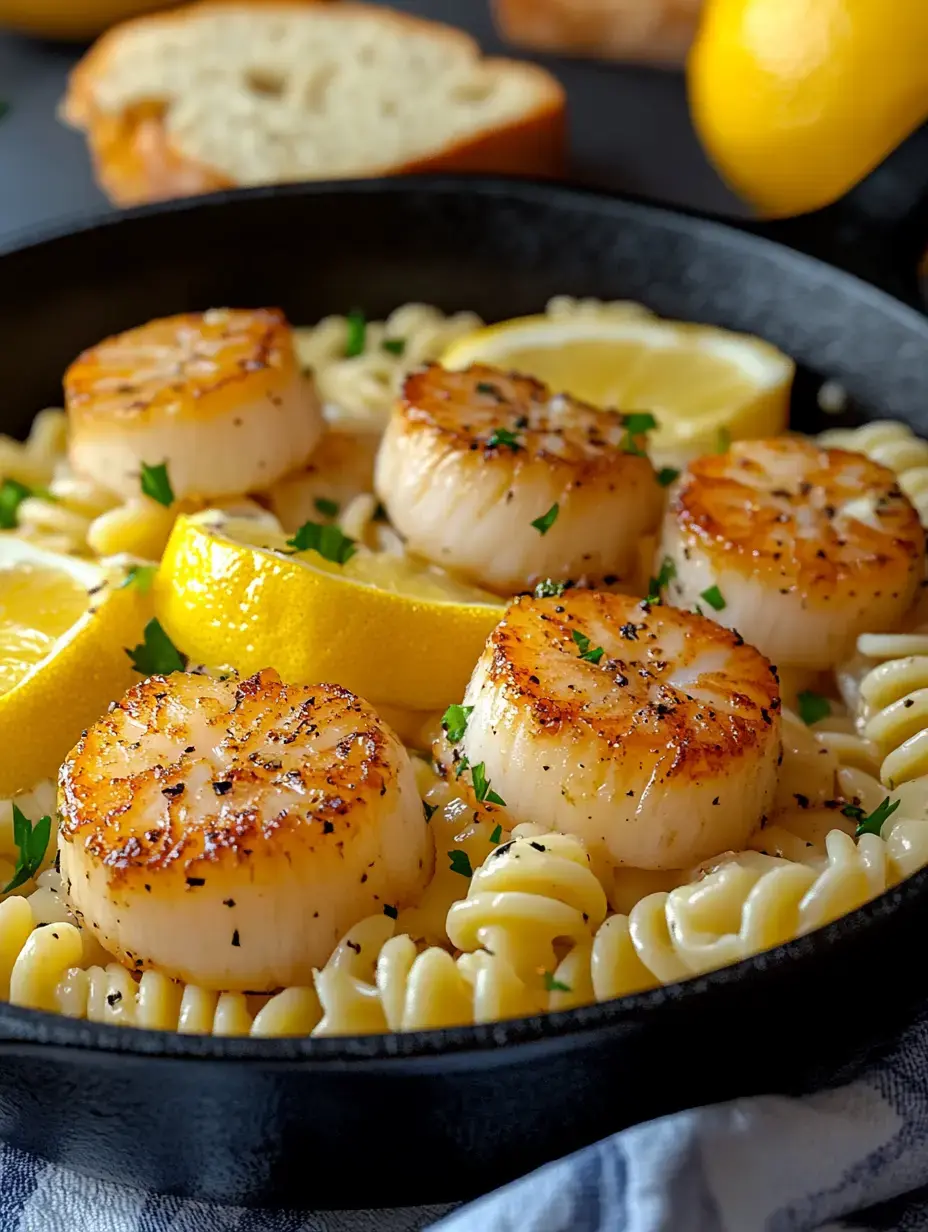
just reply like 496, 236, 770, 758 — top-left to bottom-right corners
1, 124, 928, 1211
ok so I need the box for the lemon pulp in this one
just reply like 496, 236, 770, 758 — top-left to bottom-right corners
0, 563, 89, 694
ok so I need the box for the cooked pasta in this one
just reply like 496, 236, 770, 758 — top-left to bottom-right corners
819, 420, 928, 525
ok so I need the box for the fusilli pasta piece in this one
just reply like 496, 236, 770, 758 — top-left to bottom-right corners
819, 420, 928, 525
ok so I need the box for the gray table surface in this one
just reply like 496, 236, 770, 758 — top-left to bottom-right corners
0, 0, 748, 245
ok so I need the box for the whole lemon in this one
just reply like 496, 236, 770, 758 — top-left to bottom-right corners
688, 0, 928, 217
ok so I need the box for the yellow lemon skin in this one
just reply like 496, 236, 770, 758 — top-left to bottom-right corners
0, 0, 172, 37
689, 0, 928, 217
0, 549, 151, 796
154, 515, 504, 714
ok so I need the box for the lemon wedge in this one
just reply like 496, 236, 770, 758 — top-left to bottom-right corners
154, 511, 504, 713
0, 539, 151, 795
441, 307, 795, 466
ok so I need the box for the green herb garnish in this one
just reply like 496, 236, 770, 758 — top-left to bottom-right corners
544, 972, 571, 993
120, 564, 157, 595
287, 520, 357, 564
486, 428, 522, 452
647, 556, 677, 604
140, 461, 175, 507
657, 467, 680, 488
448, 849, 473, 878
345, 310, 367, 358
717, 427, 732, 453
571, 628, 604, 663
489, 823, 503, 844
125, 618, 185, 676
621, 411, 657, 455
700, 585, 726, 612
531, 503, 559, 536
534, 579, 566, 599
455, 755, 470, 779
851, 796, 901, 838
442, 703, 474, 744
382, 338, 406, 357
383, 904, 398, 919
0, 478, 33, 529
2, 805, 52, 894
797, 690, 831, 727
471, 762, 506, 806
314, 497, 339, 518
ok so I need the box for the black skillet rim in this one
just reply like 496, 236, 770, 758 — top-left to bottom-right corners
1, 172, 925, 1063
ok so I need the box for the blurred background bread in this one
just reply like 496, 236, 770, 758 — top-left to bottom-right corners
493, 0, 704, 67
62, 0, 567, 206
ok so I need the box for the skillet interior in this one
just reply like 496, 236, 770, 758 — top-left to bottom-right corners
0, 177, 927, 1208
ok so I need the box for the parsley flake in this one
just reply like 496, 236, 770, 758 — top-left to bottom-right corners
287, 520, 357, 564
621, 411, 657, 455
140, 462, 174, 507
471, 761, 506, 806
700, 585, 726, 612
489, 823, 503, 844
345, 310, 367, 358
120, 564, 157, 595
442, 703, 474, 744
571, 628, 605, 664
534, 579, 566, 599
531, 503, 559, 536
657, 467, 680, 488
581, 645, 605, 664
544, 972, 571, 993
3, 804, 52, 894
448, 849, 473, 878
797, 690, 831, 726
852, 796, 900, 838
0, 478, 33, 529
313, 497, 339, 518
647, 556, 676, 604
486, 428, 522, 452
717, 427, 732, 453
383, 904, 398, 919
125, 618, 185, 676
455, 755, 470, 779
382, 338, 406, 357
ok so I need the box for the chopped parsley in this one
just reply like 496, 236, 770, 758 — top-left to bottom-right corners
140, 461, 174, 507
448, 849, 473, 878
383, 904, 398, 919
797, 690, 831, 727
125, 618, 185, 676
647, 556, 677, 604
423, 801, 437, 823
717, 427, 732, 453
489, 823, 503, 844
544, 972, 571, 993
700, 585, 726, 612
486, 428, 522, 452
287, 520, 357, 564
454, 755, 470, 779
3, 804, 52, 894
313, 497, 339, 518
345, 309, 367, 358
120, 564, 158, 595
534, 579, 566, 599
0, 478, 33, 529
656, 467, 680, 487
471, 761, 506, 806
442, 703, 474, 744
531, 503, 559, 536
844, 796, 901, 838
571, 629, 604, 664
382, 338, 406, 357
621, 411, 657, 455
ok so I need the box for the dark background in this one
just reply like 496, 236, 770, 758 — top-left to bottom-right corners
0, 0, 748, 245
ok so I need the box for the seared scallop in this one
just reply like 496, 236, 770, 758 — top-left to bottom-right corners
445, 591, 780, 870
58, 669, 432, 990
65, 308, 323, 502
374, 364, 663, 595
659, 439, 925, 670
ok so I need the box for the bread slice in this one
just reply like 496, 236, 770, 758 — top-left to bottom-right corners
62, 1, 567, 206
492, 0, 702, 66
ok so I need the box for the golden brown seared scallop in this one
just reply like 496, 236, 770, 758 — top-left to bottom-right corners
374, 364, 663, 595
58, 669, 432, 990
445, 591, 781, 870
659, 439, 925, 670
65, 308, 323, 501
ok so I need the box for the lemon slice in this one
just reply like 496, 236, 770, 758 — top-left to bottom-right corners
154, 511, 504, 713
0, 538, 152, 795
441, 307, 795, 466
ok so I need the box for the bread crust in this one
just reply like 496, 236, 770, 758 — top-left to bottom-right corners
492, 0, 703, 66
63, 0, 567, 206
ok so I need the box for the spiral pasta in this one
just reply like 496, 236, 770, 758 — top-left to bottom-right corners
819, 420, 928, 525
